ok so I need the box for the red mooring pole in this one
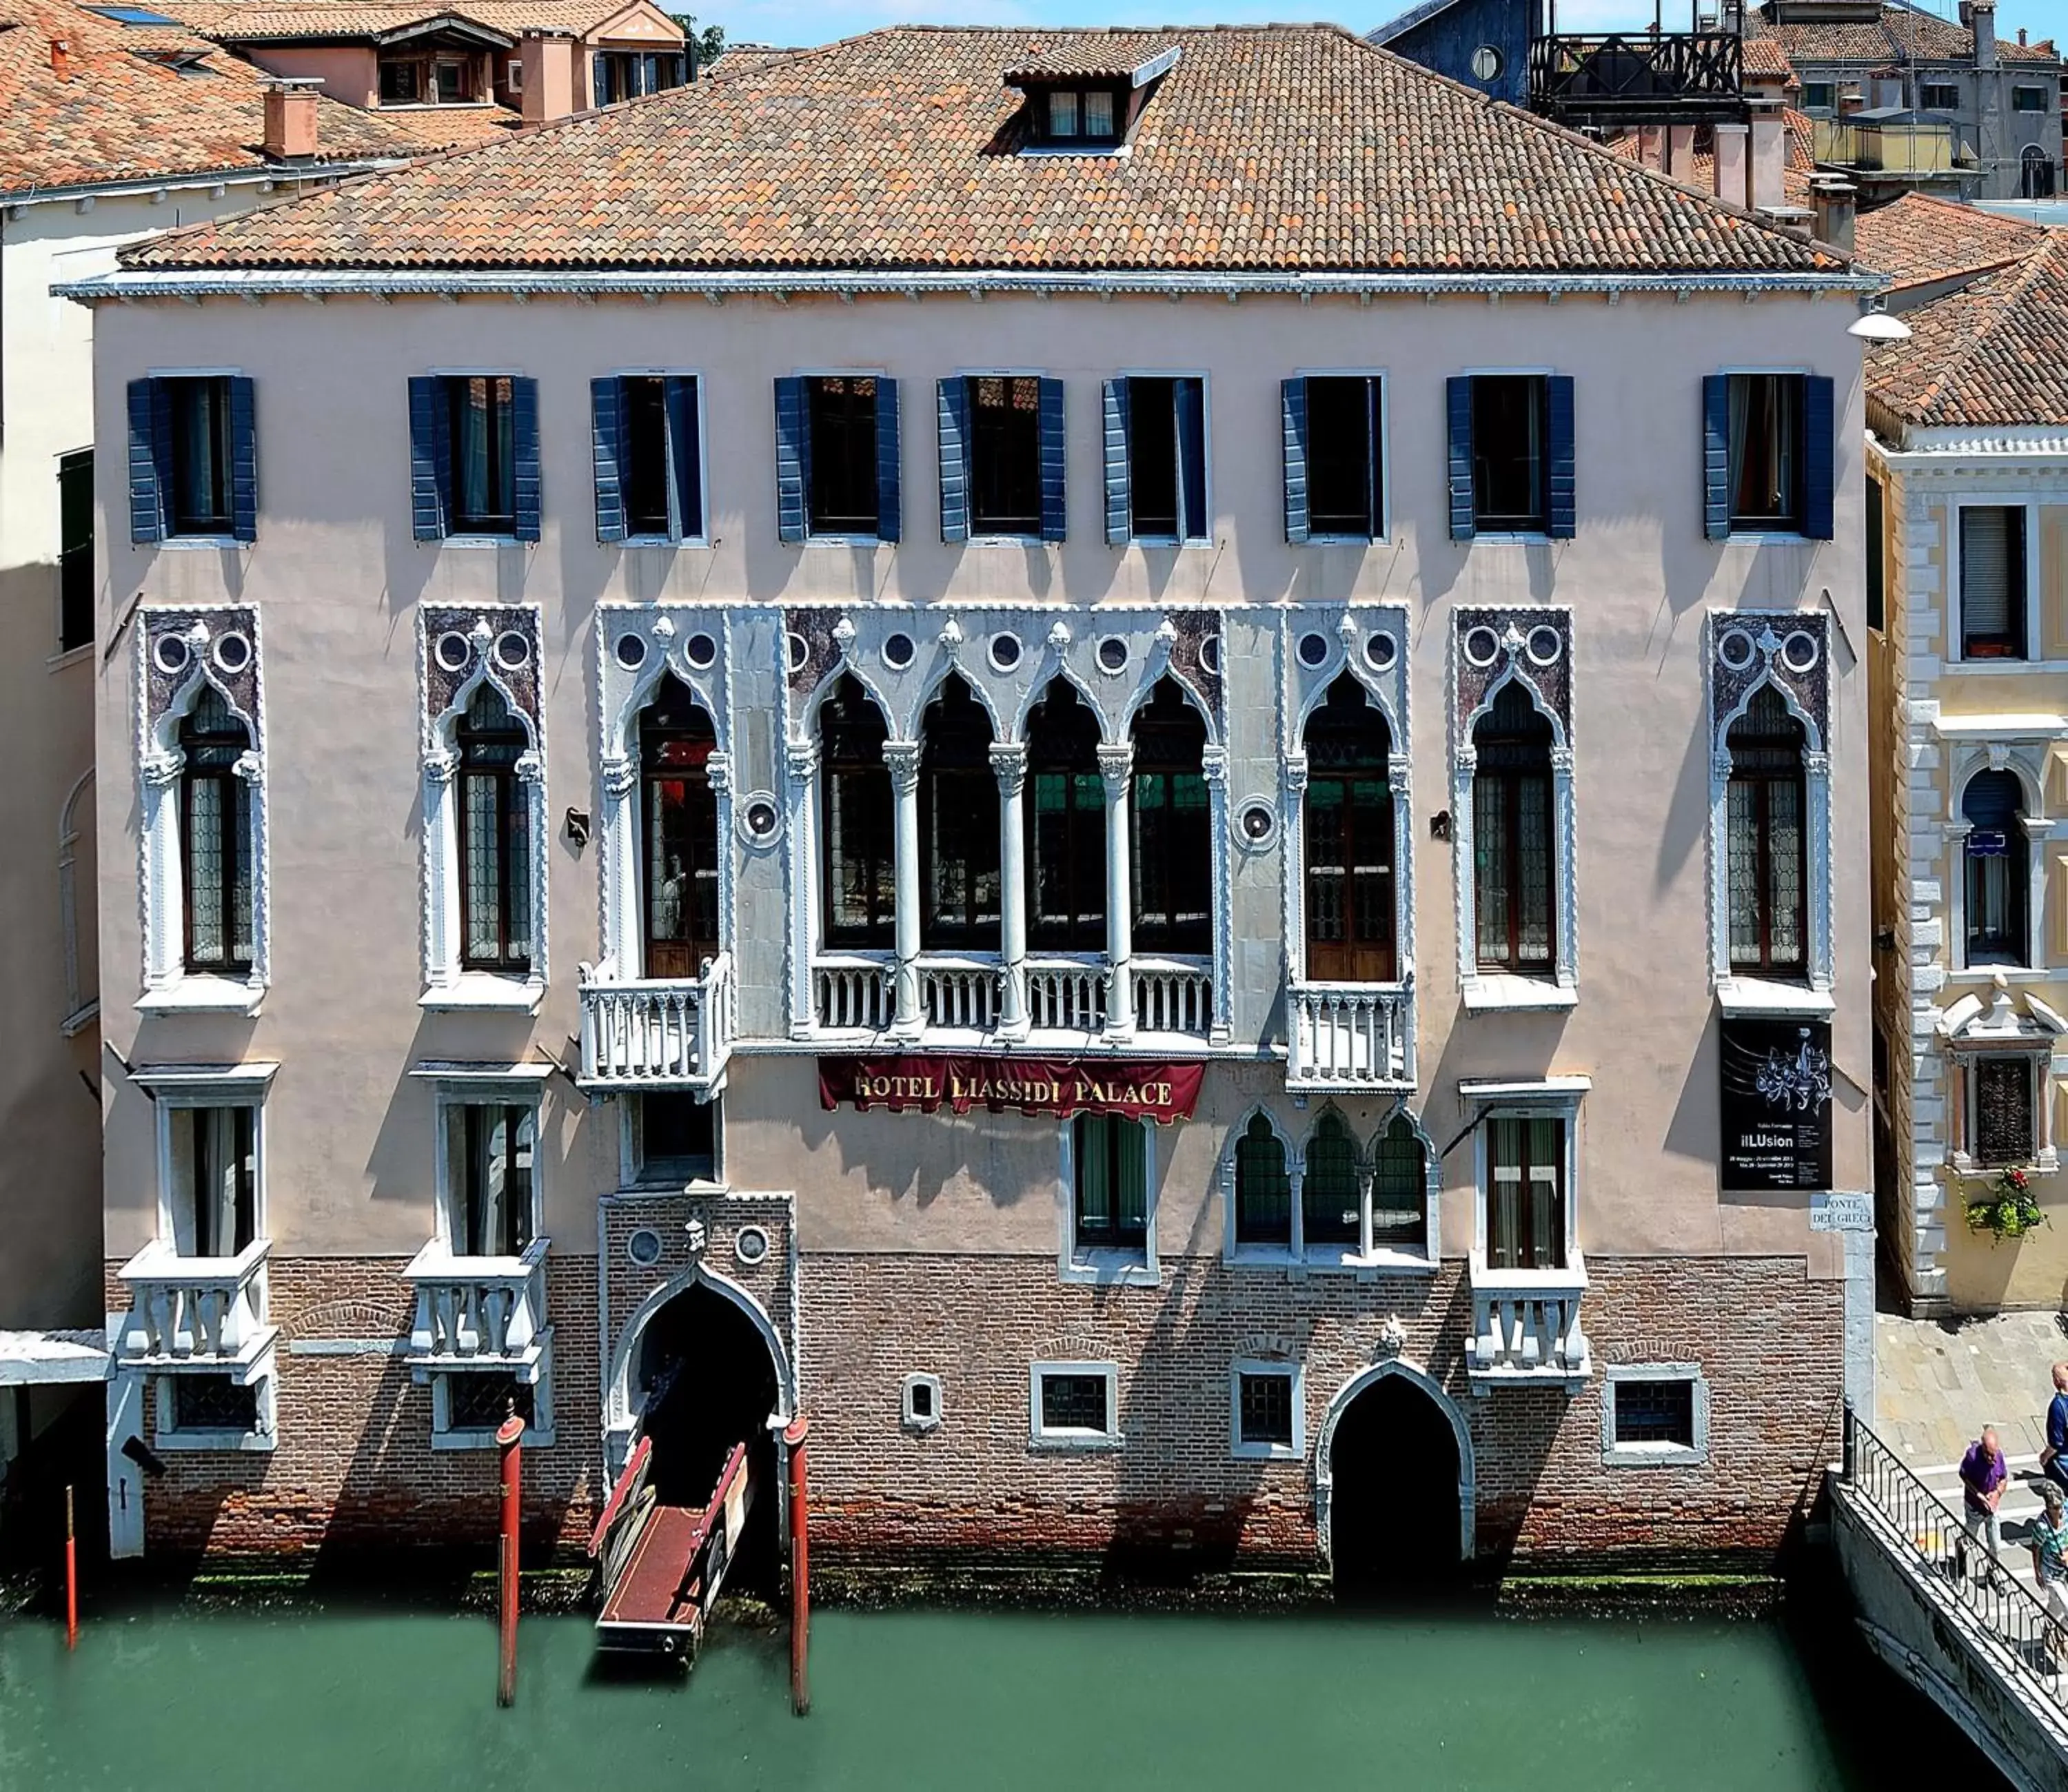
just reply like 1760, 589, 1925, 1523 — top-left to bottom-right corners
496, 1409, 523, 1708
784, 1416, 811, 1716
63, 1485, 77, 1652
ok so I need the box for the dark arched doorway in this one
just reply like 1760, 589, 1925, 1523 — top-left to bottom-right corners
633, 1283, 783, 1589
1326, 1372, 1463, 1596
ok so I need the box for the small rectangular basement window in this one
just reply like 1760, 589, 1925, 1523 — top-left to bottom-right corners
1029, 1361, 1120, 1449
449, 1372, 533, 1434
1601, 1365, 1707, 1466
431, 1365, 551, 1449
1230, 1361, 1303, 1460
171, 1374, 257, 1434
1921, 81, 1960, 111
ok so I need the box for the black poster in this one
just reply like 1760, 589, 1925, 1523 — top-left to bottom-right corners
1719, 1017, 1833, 1192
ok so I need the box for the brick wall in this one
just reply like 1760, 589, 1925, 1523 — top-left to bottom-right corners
113, 1246, 1840, 1574
112, 1256, 600, 1560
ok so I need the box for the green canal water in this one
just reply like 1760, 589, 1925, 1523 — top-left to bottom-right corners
0, 1597, 1988, 1791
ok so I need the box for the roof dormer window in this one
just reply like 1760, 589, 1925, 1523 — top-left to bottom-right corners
1008, 41, 1179, 154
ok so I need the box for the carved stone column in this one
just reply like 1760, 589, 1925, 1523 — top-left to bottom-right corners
1099, 742, 1135, 1041
784, 737, 818, 1039
885, 739, 924, 1038
991, 741, 1029, 1040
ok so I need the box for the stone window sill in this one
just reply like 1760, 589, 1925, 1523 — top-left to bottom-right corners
136, 977, 264, 1016
420, 976, 543, 1015
1714, 977, 1836, 1017
1462, 975, 1577, 1013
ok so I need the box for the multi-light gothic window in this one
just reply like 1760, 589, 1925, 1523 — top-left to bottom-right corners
1130, 678, 1209, 957
1027, 681, 1106, 953
820, 675, 895, 950
920, 676, 1001, 951
457, 685, 533, 973
640, 677, 720, 977
1303, 673, 1395, 982
1472, 682, 1555, 977
1725, 686, 1807, 976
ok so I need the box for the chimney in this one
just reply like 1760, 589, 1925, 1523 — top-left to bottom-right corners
263, 77, 321, 160
1811, 175, 1856, 252
1712, 121, 1751, 210
1749, 98, 1787, 212
2018, 26, 2027, 46
1667, 123, 1699, 183
518, 30, 577, 125
49, 36, 70, 78
1839, 85, 1866, 116
1971, 0, 1996, 72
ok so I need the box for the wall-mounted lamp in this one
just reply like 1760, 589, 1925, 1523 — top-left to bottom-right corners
565, 807, 591, 851
1430, 809, 1452, 841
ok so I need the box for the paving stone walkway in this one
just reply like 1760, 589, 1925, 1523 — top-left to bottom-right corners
1876, 1306, 2068, 1469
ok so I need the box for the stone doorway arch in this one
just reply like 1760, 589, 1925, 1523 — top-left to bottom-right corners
1314, 1357, 1475, 1581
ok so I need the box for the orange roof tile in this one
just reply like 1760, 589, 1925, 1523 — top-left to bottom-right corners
1867, 230, 2068, 426
1761, 2, 2059, 65
0, 0, 432, 192
159, 0, 660, 39
125, 25, 1849, 276
1853, 190, 2049, 290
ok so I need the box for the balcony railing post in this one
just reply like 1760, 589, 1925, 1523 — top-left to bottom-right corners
1842, 1396, 1856, 1483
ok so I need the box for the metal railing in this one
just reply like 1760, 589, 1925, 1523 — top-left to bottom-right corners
1841, 1401, 2068, 1706
1528, 30, 1743, 120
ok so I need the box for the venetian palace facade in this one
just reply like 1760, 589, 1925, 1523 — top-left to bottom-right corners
68, 26, 1878, 1576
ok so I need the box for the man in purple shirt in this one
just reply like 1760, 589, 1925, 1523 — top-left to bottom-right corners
1960, 1425, 2009, 1586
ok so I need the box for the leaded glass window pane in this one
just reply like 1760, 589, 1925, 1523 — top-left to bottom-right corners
1304, 1113, 1361, 1246
1472, 682, 1554, 975
456, 684, 530, 973
1370, 1115, 1425, 1246
179, 687, 252, 974
1233, 1114, 1290, 1245
1726, 686, 1807, 973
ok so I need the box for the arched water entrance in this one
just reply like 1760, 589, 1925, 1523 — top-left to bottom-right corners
1316, 1361, 1474, 1595
607, 1268, 791, 1594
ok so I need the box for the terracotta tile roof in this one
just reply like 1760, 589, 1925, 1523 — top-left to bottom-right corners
1853, 189, 2049, 289
0, 0, 432, 192
1867, 229, 2068, 425
1742, 33, 1795, 79
161, 0, 655, 38
125, 24, 1849, 274
1761, 3, 2059, 65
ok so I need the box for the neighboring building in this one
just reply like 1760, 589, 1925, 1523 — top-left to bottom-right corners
1861, 206, 2068, 1314
1763, 0, 2063, 201
64, 25, 1876, 1577
159, 0, 691, 130
0, 0, 427, 1512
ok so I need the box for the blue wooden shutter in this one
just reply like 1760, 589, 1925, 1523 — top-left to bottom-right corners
591, 376, 625, 543
1175, 377, 1206, 542
873, 376, 900, 542
774, 377, 807, 544
228, 376, 258, 543
937, 377, 969, 544
511, 376, 541, 542
665, 376, 701, 540
1446, 376, 1474, 541
1545, 374, 1575, 540
1803, 375, 1836, 541
1281, 377, 1309, 544
408, 375, 449, 541
1701, 374, 1730, 542
1037, 377, 1066, 543
1103, 378, 1131, 547
127, 378, 165, 544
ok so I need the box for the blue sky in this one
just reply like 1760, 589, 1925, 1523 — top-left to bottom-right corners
703, 0, 1732, 52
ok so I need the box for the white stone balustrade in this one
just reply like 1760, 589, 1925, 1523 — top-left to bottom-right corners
813, 953, 894, 1032
1465, 1261, 1591, 1388
1132, 956, 1214, 1037
918, 957, 1002, 1031
1022, 956, 1110, 1034
580, 955, 734, 1091
404, 1236, 551, 1367
1287, 981, 1415, 1090
114, 1239, 272, 1367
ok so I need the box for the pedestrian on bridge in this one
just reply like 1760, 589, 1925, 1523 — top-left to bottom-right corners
2043, 1365, 2068, 1496
1960, 1426, 2009, 1587
2028, 1482, 2068, 1664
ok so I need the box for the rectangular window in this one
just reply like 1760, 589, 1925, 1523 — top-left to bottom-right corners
1803, 81, 1834, 111
633, 1091, 716, 1185
1470, 375, 1548, 532
1124, 376, 1207, 542
1037, 85, 1122, 145
1073, 1113, 1148, 1252
378, 57, 420, 103
1726, 374, 1805, 532
168, 376, 233, 536
1031, 1363, 1120, 1446
1305, 376, 1385, 539
170, 1104, 256, 1259
1921, 81, 1959, 111
446, 376, 516, 534
434, 57, 469, 103
611, 374, 702, 541
1237, 1371, 1294, 1448
447, 1372, 532, 1434
447, 1103, 535, 1257
807, 376, 882, 536
168, 1374, 258, 1435
1486, 1114, 1565, 1270
1865, 475, 1885, 632
1974, 1056, 2038, 1168
58, 448, 92, 651
967, 375, 1042, 536
1602, 1367, 1707, 1465
1960, 505, 2026, 660
2014, 85, 2046, 112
